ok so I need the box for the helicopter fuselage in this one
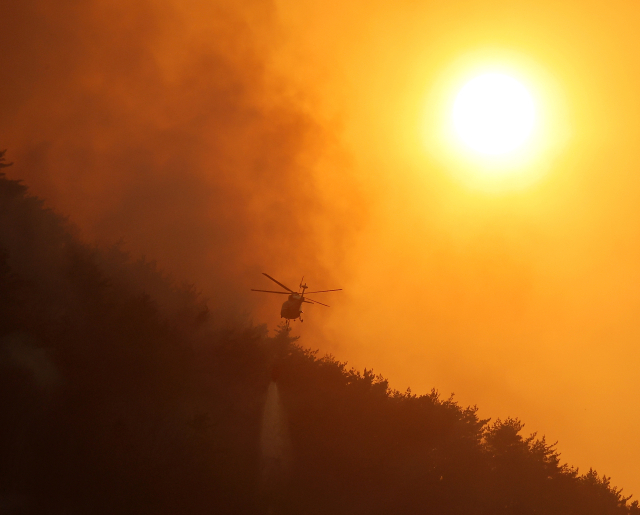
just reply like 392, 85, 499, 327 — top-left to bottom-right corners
281, 294, 304, 320
251, 273, 340, 323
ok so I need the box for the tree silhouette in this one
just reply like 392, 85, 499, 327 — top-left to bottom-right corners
1, 159, 639, 514
0, 149, 13, 168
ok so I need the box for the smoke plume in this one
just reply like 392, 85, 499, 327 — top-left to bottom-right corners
0, 0, 361, 319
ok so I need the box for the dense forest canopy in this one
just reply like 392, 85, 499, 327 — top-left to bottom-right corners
1, 152, 638, 514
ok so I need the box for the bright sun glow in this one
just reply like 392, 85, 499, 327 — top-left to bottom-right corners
453, 73, 535, 155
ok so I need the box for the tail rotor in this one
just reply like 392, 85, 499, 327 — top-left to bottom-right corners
299, 276, 308, 295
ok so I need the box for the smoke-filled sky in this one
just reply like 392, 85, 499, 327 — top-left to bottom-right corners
3, 0, 640, 496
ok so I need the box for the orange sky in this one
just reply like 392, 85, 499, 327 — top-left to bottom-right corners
268, 0, 640, 496
3, 0, 640, 497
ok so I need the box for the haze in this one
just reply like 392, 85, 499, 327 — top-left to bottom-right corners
2, 0, 640, 496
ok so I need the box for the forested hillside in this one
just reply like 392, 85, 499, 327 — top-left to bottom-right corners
1, 152, 637, 514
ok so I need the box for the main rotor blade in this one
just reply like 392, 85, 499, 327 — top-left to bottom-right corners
251, 289, 290, 295
304, 289, 343, 294
262, 273, 294, 293
304, 297, 330, 307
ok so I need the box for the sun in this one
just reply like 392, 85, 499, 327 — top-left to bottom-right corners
421, 52, 570, 192
452, 73, 535, 155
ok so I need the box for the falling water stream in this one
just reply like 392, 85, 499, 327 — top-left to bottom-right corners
260, 381, 290, 509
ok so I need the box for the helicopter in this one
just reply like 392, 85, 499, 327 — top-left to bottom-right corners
251, 273, 341, 324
